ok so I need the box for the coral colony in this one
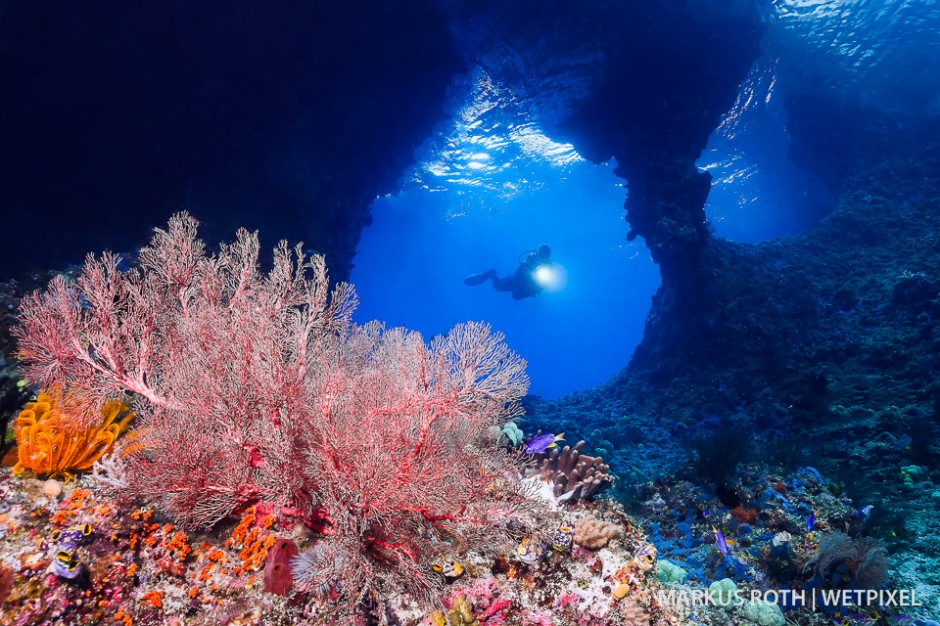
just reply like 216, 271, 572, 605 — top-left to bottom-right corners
0, 215, 929, 625
1, 215, 647, 625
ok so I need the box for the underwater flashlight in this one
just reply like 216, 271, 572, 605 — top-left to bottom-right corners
534, 265, 555, 287
532, 263, 566, 291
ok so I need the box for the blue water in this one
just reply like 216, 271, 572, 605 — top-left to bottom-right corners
699, 56, 833, 243
2, 0, 935, 400
351, 64, 828, 398
352, 153, 657, 399
768, 0, 940, 118
351, 71, 659, 399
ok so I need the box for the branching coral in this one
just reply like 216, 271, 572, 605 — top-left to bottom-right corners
13, 389, 133, 481
534, 440, 614, 502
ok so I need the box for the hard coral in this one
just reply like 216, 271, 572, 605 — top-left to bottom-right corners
573, 515, 621, 549
13, 389, 132, 481
534, 440, 614, 503
620, 597, 651, 626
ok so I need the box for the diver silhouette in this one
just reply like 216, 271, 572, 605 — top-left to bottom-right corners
464, 245, 554, 300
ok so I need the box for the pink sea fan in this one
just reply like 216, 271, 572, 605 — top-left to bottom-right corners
15, 213, 537, 611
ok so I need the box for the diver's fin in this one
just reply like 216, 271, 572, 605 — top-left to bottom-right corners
464, 270, 496, 286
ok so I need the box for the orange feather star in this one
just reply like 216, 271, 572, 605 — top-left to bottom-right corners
13, 389, 134, 482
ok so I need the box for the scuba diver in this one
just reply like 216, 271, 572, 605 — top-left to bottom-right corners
463, 244, 555, 300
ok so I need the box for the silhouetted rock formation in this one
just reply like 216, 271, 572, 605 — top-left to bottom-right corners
0, 1, 462, 281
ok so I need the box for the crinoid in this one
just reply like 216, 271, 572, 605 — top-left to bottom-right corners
13, 389, 133, 481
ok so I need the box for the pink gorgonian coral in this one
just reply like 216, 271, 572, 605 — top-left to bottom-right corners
15, 213, 537, 611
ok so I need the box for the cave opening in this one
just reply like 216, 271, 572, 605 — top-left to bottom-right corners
351, 69, 660, 399
351, 44, 832, 399
698, 56, 834, 243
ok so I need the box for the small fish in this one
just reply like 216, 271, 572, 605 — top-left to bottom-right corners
807, 511, 816, 531
515, 535, 545, 564
857, 504, 874, 521
525, 433, 565, 454
712, 525, 729, 557
633, 543, 657, 571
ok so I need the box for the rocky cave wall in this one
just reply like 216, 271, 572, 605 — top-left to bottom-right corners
0, 1, 462, 283
450, 0, 940, 502
517, 8, 940, 516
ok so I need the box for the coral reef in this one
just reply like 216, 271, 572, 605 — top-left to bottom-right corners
656, 560, 687, 584
0, 465, 685, 626
13, 215, 539, 616
442, 593, 479, 626
806, 532, 889, 591
523, 121, 940, 611
740, 599, 786, 626
263, 537, 299, 596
